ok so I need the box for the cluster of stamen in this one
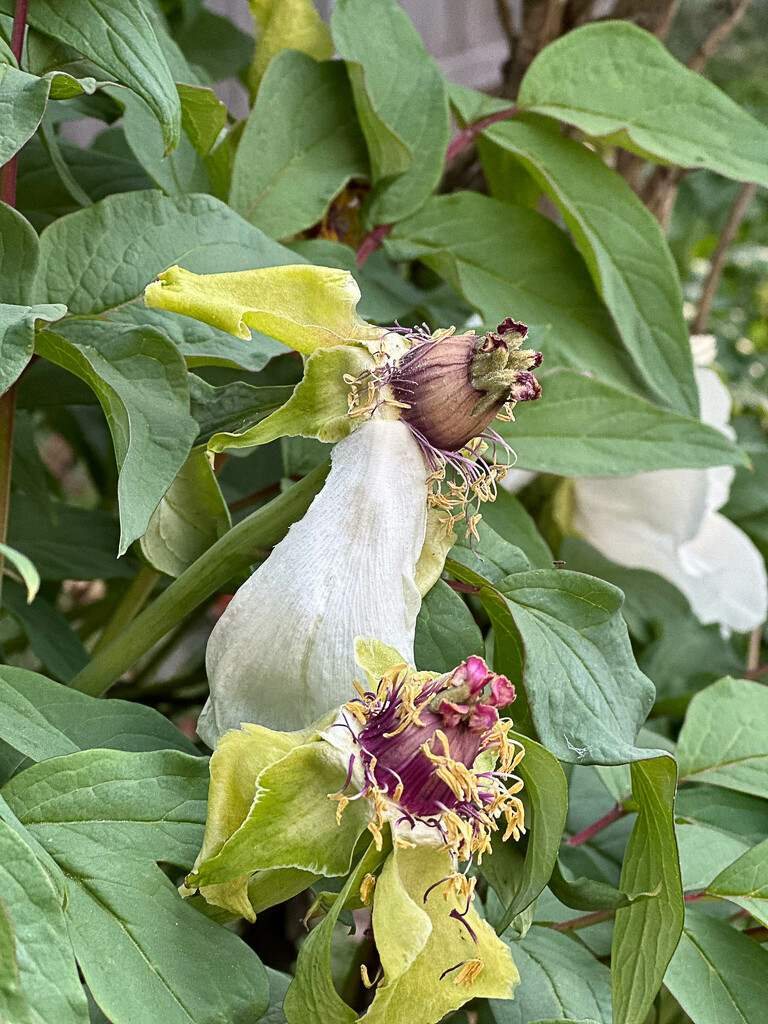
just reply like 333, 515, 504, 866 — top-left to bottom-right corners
330, 656, 525, 874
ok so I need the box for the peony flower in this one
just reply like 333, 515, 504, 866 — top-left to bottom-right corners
183, 647, 524, 1021
503, 336, 767, 633
146, 265, 541, 743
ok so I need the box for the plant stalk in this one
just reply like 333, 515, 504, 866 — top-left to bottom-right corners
68, 461, 330, 697
92, 566, 161, 655
566, 802, 627, 848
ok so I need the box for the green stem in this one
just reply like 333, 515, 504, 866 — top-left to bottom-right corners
92, 566, 160, 655
68, 461, 330, 697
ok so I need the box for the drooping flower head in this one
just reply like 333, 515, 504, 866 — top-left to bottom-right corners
329, 656, 525, 879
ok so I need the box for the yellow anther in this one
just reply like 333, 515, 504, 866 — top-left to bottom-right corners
455, 959, 484, 987
368, 822, 383, 851
359, 873, 377, 905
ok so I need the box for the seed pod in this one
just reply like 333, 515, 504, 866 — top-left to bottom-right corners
390, 321, 541, 452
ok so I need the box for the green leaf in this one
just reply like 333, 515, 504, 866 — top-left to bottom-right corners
478, 488, 553, 570
611, 757, 683, 1024
451, 521, 530, 584
231, 51, 368, 240
490, 926, 611, 1024
706, 838, 768, 926
665, 910, 768, 1024
676, 823, 749, 893
447, 561, 658, 765
145, 263, 382, 353
0, 820, 88, 1024
0, 64, 99, 165
485, 733, 568, 933
283, 839, 385, 1024
0, 543, 39, 601
189, 742, 371, 888
0, 203, 38, 304
331, 0, 449, 223
364, 845, 519, 1023
413, 578, 484, 672
112, 303, 288, 373
0, 664, 197, 766
385, 192, 644, 395
178, 83, 226, 158
0, 302, 66, 395
264, 968, 292, 1024
500, 369, 744, 476
675, 785, 768, 847
139, 449, 230, 577
6, 493, 137, 581
0, 0, 181, 153
676, 678, 768, 798
518, 21, 768, 188
548, 859, 629, 912
481, 115, 696, 415
32, 191, 301, 315
3, 579, 88, 683
204, 345, 371, 454
115, 87, 210, 196
1, 748, 268, 1024
36, 319, 198, 554
188, 375, 292, 447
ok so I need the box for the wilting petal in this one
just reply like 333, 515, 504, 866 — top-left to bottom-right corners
198, 419, 427, 744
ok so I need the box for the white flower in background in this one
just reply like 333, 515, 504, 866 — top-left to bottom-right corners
503, 335, 767, 634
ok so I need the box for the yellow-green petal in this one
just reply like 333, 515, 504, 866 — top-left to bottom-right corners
144, 264, 383, 353
366, 846, 519, 1024
248, 0, 334, 95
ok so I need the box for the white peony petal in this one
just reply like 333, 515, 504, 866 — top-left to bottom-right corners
572, 468, 711, 551
676, 513, 768, 633
695, 366, 733, 436
500, 468, 539, 495
197, 419, 427, 745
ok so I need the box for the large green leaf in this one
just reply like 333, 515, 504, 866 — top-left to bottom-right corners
478, 488, 553, 570
518, 21, 768, 188
665, 910, 768, 1023
675, 823, 749, 893
230, 51, 368, 240
484, 733, 568, 933
611, 757, 683, 1024
0, 664, 197, 765
32, 190, 300, 315
676, 678, 768, 798
0, 820, 88, 1024
331, 0, 449, 223
490, 925, 611, 1024
448, 561, 658, 765
112, 303, 288, 373
500, 369, 744, 476
413, 577, 484, 672
188, 375, 293, 447
1, 748, 268, 1024
675, 785, 768, 847
480, 115, 696, 415
0, 302, 66, 395
0, 0, 181, 152
0, 203, 38, 304
6, 493, 136, 580
386, 192, 644, 395
35, 319, 198, 554
3, 580, 88, 683
706, 838, 768, 926
139, 449, 231, 578
0, 64, 99, 164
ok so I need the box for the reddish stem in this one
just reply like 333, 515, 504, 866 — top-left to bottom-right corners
0, 0, 29, 207
550, 908, 616, 932
355, 104, 518, 268
566, 802, 625, 847
445, 105, 518, 162
356, 223, 393, 268
445, 579, 481, 595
